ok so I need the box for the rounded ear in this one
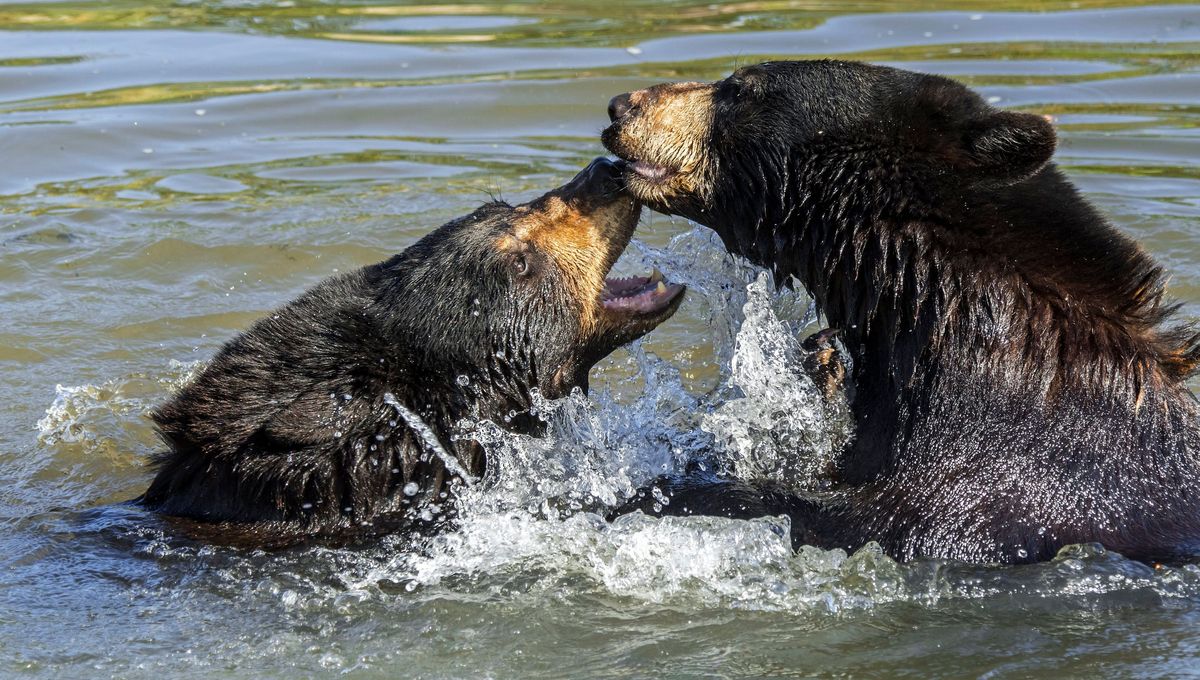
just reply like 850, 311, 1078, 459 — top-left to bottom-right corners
961, 110, 1056, 185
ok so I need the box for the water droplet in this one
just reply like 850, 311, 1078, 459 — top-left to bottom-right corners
403, 482, 420, 496
651, 486, 670, 506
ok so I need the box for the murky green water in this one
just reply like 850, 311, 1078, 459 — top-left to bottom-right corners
3, 1, 1200, 677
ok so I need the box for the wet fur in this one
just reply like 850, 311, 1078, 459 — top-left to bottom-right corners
607, 61, 1200, 564
140, 162, 675, 546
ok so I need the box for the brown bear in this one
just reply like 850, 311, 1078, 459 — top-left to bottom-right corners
138, 158, 685, 546
603, 60, 1200, 564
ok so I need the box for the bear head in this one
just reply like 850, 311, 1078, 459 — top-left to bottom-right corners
381, 157, 686, 421
142, 159, 687, 541
601, 60, 1056, 261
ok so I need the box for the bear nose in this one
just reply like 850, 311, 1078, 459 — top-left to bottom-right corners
608, 92, 636, 122
564, 157, 623, 196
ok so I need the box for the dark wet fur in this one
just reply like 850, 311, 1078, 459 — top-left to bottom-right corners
140, 214, 544, 544
610, 61, 1200, 564
138, 160, 674, 546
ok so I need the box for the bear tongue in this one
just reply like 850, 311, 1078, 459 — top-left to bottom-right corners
601, 269, 683, 313
602, 268, 661, 300
602, 281, 684, 313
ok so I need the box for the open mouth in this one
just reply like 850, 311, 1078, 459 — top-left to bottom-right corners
602, 267, 685, 315
627, 160, 678, 185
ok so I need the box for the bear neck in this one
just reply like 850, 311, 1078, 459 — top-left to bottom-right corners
720, 145, 1200, 482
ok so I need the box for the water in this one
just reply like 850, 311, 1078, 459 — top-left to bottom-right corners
3, 1, 1200, 677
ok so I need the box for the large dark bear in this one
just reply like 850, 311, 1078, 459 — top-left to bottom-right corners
602, 60, 1200, 564
139, 158, 684, 545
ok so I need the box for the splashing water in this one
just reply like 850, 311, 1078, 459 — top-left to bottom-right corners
701, 271, 852, 489
38, 227, 1200, 623
383, 392, 476, 486
36, 360, 201, 450
334, 227, 883, 606
37, 382, 145, 449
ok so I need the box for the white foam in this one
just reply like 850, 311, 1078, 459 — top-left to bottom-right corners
701, 271, 851, 489
358, 227, 866, 610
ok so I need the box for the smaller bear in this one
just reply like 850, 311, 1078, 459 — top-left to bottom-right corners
603, 60, 1200, 564
138, 158, 685, 546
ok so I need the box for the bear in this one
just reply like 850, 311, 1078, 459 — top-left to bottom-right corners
601, 60, 1200, 565
138, 158, 685, 546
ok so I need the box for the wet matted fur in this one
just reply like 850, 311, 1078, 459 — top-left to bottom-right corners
605, 60, 1200, 564
140, 159, 685, 546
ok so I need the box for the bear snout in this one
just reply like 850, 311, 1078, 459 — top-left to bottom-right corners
560, 156, 626, 200
608, 92, 637, 122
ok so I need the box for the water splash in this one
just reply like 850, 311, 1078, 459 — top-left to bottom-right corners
383, 392, 475, 486
701, 271, 852, 489
59, 226, 1200, 620
36, 360, 201, 451
364, 227, 865, 605
37, 382, 144, 448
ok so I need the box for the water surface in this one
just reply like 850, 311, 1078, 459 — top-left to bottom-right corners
2, 1, 1200, 677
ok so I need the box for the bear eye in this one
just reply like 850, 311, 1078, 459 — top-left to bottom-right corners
511, 253, 530, 277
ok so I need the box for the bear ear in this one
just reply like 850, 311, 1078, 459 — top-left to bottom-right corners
959, 109, 1057, 185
